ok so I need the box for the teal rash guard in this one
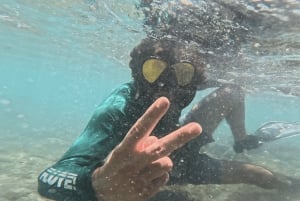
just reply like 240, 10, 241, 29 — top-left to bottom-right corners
38, 82, 181, 201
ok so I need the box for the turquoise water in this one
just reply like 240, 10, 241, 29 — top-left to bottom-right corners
0, 1, 300, 201
1, 0, 136, 139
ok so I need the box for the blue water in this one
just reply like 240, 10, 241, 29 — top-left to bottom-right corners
1, 1, 300, 201
1, 0, 137, 140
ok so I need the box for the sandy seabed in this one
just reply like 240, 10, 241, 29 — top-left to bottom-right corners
0, 131, 69, 201
1, 132, 299, 201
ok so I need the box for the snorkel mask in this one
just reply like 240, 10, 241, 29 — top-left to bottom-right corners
129, 38, 206, 108
142, 58, 196, 87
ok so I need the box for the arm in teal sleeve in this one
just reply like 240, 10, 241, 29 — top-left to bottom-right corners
38, 164, 98, 201
37, 112, 116, 201
37, 84, 136, 201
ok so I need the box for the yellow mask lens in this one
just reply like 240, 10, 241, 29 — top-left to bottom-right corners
142, 59, 168, 83
172, 62, 195, 86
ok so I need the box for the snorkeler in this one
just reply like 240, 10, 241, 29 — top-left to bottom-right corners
38, 38, 300, 201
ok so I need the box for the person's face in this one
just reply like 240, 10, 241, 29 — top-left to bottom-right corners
140, 56, 197, 108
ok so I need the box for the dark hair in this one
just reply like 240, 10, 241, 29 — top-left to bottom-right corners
129, 37, 207, 85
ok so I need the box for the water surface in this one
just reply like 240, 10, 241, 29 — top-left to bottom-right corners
0, 1, 299, 201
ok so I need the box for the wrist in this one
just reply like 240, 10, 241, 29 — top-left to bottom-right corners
91, 167, 110, 201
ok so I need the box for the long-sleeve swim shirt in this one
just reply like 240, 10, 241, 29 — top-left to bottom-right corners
37, 82, 181, 201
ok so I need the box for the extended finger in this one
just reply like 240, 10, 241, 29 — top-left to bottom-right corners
142, 122, 202, 164
120, 97, 170, 151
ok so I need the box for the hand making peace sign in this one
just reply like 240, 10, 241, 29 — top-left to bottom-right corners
92, 97, 202, 201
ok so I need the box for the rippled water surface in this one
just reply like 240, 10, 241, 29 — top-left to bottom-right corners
0, 1, 300, 201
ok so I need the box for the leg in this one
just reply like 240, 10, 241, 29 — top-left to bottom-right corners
183, 84, 247, 142
183, 84, 261, 152
172, 149, 298, 191
149, 190, 195, 201
169, 151, 223, 185
219, 160, 297, 190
